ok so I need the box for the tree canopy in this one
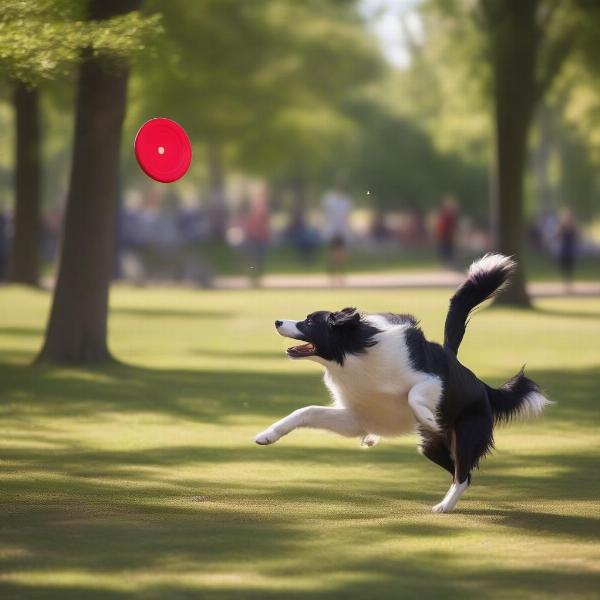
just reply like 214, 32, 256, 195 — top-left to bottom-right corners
0, 0, 161, 86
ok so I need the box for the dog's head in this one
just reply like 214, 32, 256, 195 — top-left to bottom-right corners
275, 307, 379, 365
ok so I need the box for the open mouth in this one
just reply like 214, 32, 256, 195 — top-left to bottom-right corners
286, 342, 316, 358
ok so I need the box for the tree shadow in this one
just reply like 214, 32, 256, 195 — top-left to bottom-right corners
1, 359, 599, 598
0, 325, 43, 337
533, 306, 600, 320
191, 348, 286, 360
0, 361, 324, 423
111, 307, 233, 319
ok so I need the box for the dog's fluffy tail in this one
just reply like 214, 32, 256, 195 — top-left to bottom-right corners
443, 253, 516, 355
485, 368, 552, 424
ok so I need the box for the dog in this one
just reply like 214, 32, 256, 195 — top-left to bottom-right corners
254, 254, 551, 513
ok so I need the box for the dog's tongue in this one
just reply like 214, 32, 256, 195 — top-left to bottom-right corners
288, 343, 315, 355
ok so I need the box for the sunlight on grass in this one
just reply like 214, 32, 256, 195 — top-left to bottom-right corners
1, 285, 599, 599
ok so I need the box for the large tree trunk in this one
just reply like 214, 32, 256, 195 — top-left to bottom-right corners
11, 82, 41, 286
491, 0, 539, 307
36, 0, 140, 364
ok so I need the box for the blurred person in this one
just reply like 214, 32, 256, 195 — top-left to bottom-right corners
411, 208, 429, 246
370, 209, 390, 246
287, 211, 319, 263
557, 207, 578, 293
243, 185, 271, 287
435, 195, 458, 268
134, 195, 180, 282
322, 180, 352, 285
176, 198, 213, 287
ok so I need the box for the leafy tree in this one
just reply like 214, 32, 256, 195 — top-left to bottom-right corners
348, 99, 488, 217
36, 0, 160, 364
478, 1, 578, 304
0, 0, 159, 286
425, 0, 588, 305
135, 0, 381, 230
0, 0, 82, 285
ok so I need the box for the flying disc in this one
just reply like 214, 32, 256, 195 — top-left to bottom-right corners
134, 118, 192, 183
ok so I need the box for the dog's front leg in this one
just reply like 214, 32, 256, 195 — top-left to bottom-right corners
254, 406, 363, 445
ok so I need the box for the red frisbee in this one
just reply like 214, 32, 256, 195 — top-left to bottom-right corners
134, 118, 192, 183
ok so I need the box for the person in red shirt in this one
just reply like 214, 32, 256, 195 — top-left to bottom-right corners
243, 185, 271, 287
435, 195, 458, 267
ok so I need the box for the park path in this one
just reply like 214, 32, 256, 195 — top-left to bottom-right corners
214, 270, 600, 297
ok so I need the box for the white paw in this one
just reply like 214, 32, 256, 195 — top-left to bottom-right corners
431, 501, 453, 513
254, 428, 280, 445
361, 434, 380, 448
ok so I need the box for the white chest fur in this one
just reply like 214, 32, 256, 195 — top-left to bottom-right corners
322, 326, 425, 436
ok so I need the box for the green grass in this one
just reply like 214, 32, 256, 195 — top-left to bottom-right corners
1, 285, 599, 599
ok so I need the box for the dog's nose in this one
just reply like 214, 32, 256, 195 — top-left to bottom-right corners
275, 320, 283, 328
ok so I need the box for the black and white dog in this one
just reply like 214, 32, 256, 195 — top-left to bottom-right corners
255, 254, 550, 513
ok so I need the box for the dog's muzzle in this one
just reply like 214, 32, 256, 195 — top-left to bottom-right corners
275, 319, 303, 339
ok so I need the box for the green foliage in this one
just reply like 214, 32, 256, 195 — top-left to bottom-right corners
348, 100, 488, 218
558, 124, 600, 219
422, 0, 600, 219
0, 0, 162, 85
135, 0, 383, 179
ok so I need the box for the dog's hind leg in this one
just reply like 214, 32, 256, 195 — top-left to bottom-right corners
418, 429, 454, 476
432, 405, 493, 513
255, 406, 363, 445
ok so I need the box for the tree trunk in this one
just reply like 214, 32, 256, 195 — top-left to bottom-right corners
11, 82, 41, 286
491, 1, 539, 307
36, 0, 140, 364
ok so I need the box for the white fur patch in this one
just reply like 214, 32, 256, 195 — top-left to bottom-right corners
321, 325, 430, 437
519, 391, 553, 419
468, 253, 515, 280
276, 320, 302, 339
432, 479, 469, 513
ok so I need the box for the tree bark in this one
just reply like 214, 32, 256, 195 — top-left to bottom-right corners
36, 0, 141, 364
11, 82, 41, 286
490, 0, 539, 307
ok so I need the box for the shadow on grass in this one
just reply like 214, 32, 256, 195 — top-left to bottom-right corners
0, 359, 594, 427
111, 307, 233, 319
1, 359, 599, 599
0, 326, 43, 337
191, 348, 286, 360
533, 306, 600, 320
0, 361, 323, 423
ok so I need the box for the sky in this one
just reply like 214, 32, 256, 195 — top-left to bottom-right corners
359, 0, 424, 69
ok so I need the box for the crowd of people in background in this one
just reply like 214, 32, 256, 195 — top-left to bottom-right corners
0, 184, 595, 289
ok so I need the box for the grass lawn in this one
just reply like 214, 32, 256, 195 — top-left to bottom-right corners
1, 285, 599, 599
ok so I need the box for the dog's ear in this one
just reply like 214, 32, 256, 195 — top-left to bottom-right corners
328, 307, 360, 328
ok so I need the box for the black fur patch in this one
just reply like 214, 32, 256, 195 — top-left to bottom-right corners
444, 258, 515, 355
295, 308, 380, 365
485, 368, 541, 424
